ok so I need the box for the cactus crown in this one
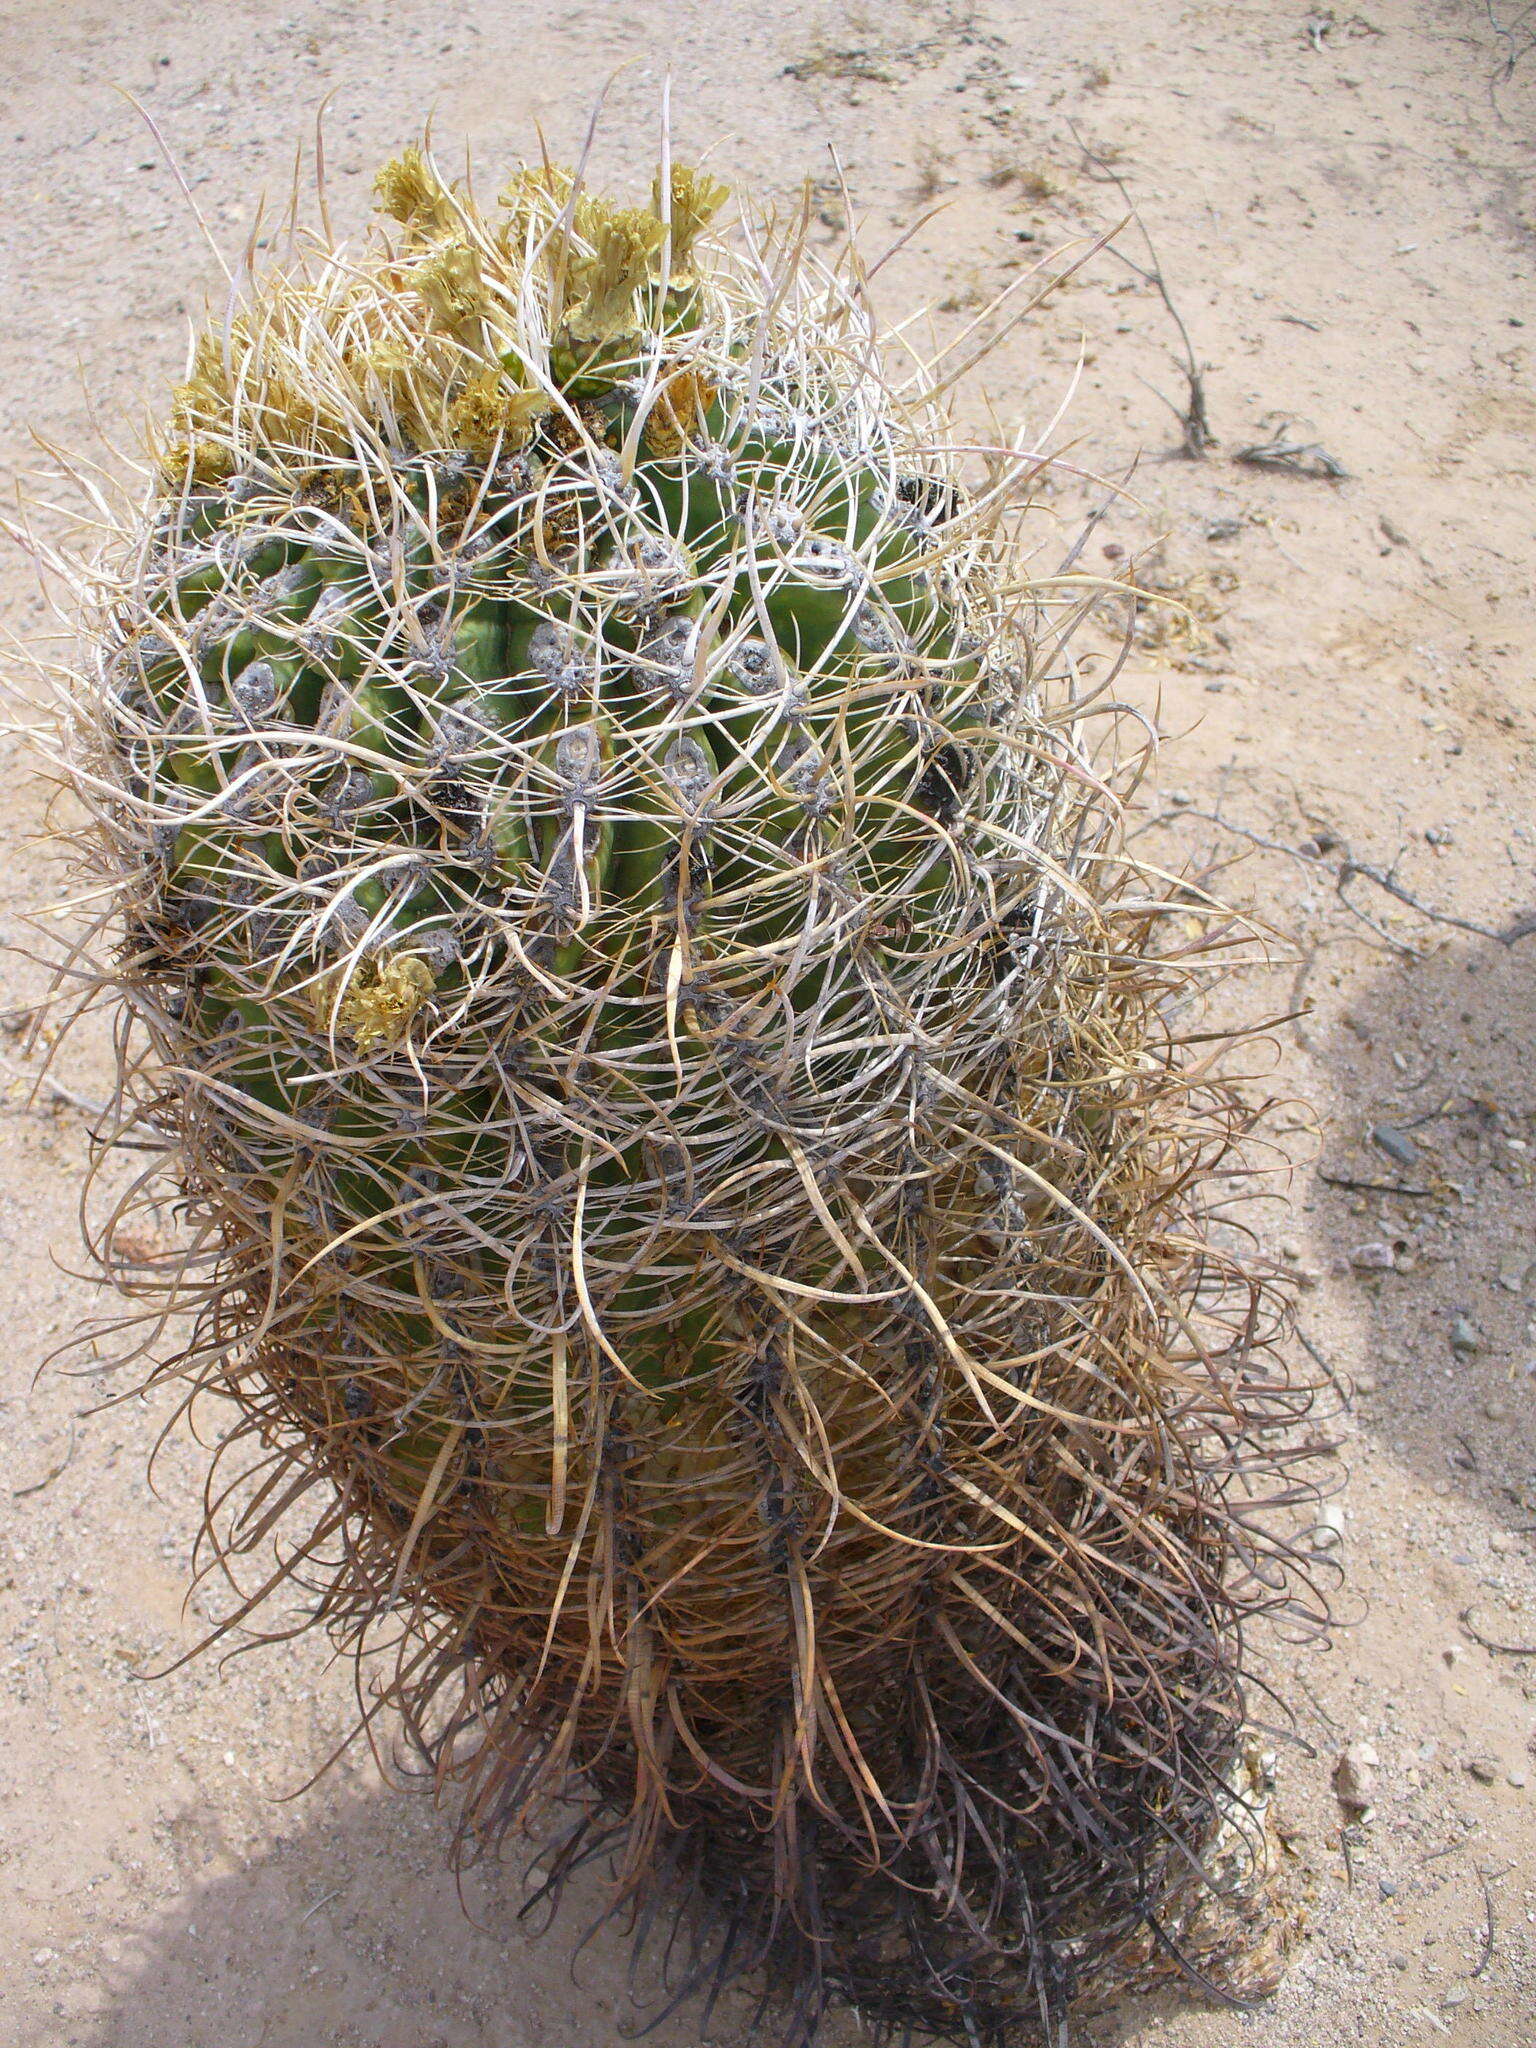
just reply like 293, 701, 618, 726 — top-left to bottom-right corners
40, 138, 1320, 2046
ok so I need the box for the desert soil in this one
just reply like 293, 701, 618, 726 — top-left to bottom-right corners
1, 2, 1534, 2044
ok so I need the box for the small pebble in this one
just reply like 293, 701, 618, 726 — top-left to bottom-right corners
1443, 1983, 1469, 2008
1450, 1315, 1483, 1356
1371, 1123, 1420, 1168
1379, 1875, 1399, 1898
1335, 1740, 1379, 1810
1350, 1241, 1395, 1272
1508, 1765, 1529, 1789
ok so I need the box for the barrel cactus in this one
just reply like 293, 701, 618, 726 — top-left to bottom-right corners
40, 140, 1317, 2042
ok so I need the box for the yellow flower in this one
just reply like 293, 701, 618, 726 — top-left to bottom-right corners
373, 147, 460, 240
653, 164, 729, 277
446, 367, 549, 453
323, 954, 436, 1053
565, 207, 668, 344
498, 161, 576, 236
158, 435, 236, 485
169, 325, 253, 434
642, 364, 717, 458
416, 240, 489, 344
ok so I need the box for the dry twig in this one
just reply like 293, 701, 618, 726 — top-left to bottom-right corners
1460, 1607, 1536, 1657
12, 1419, 78, 1498
1487, 1, 1536, 99
1317, 1174, 1435, 1198
1148, 805, 1536, 955
1068, 124, 1214, 458
1232, 431, 1349, 481
1473, 1863, 1496, 1978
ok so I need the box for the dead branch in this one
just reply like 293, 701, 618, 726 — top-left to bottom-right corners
1145, 804, 1536, 954
1473, 1863, 1497, 1978
1068, 123, 1214, 458
1487, 1, 1536, 100
1460, 1607, 1536, 1657
1233, 431, 1349, 481
1317, 1174, 1436, 1197
1337, 855, 1532, 948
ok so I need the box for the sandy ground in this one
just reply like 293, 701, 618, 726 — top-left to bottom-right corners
1, 2, 1534, 2044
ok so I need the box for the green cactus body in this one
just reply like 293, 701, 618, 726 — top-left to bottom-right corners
60, 142, 1315, 2048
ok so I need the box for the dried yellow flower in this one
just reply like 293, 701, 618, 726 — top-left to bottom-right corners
642, 364, 717, 458
653, 164, 729, 276
361, 335, 416, 386
157, 436, 236, 486
498, 161, 576, 235
324, 954, 436, 1053
373, 147, 460, 240
446, 367, 548, 453
565, 206, 667, 344
356, 338, 434, 442
170, 328, 248, 434
416, 239, 490, 345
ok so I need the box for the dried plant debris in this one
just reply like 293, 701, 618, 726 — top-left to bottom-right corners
1119, 550, 1239, 666
784, 2, 992, 90
19, 133, 1322, 2047
1070, 125, 1216, 460
1233, 429, 1350, 481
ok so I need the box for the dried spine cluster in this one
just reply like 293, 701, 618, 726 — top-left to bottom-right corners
39, 142, 1318, 2044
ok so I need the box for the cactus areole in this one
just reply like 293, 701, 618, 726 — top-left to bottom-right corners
52, 145, 1317, 2042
